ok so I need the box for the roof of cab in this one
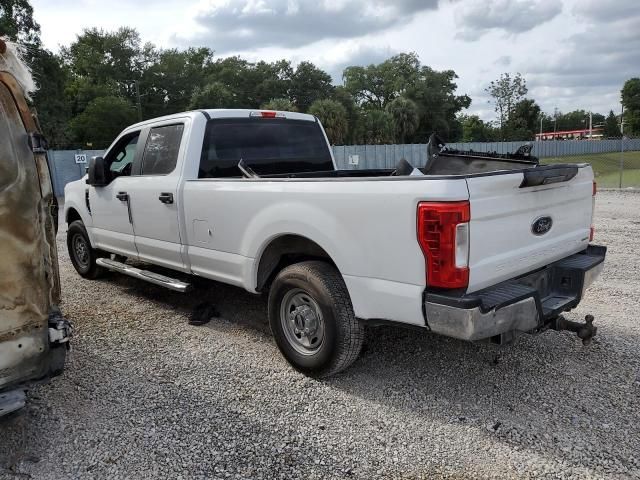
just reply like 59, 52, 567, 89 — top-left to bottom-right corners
127, 108, 316, 130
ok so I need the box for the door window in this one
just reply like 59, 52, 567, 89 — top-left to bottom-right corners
141, 124, 184, 175
106, 132, 140, 178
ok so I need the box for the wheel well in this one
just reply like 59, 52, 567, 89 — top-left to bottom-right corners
66, 208, 82, 225
256, 235, 335, 292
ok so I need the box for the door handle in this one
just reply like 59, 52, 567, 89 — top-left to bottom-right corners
158, 192, 174, 204
116, 192, 133, 224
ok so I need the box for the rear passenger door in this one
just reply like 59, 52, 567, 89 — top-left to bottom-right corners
128, 121, 187, 271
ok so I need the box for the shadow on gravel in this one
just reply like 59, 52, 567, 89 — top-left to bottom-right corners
93, 264, 270, 334
325, 324, 639, 471
141, 274, 638, 469
61, 263, 640, 475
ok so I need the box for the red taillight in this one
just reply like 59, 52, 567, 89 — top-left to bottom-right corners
593, 181, 597, 196
261, 111, 277, 118
417, 201, 470, 289
590, 226, 595, 242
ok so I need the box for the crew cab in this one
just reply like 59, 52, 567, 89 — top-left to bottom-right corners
64, 109, 606, 376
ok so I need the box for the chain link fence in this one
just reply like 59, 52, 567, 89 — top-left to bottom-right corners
541, 138, 640, 189
333, 137, 640, 188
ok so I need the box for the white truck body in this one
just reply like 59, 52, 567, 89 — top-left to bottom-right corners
64, 109, 605, 374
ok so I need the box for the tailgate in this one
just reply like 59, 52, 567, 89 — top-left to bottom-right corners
466, 164, 594, 293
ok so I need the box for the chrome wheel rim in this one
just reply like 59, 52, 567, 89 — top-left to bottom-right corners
280, 288, 325, 355
72, 234, 89, 268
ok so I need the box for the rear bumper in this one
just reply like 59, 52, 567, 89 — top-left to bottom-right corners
423, 245, 606, 341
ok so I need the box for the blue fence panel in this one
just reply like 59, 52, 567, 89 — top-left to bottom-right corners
48, 149, 104, 196
48, 139, 640, 197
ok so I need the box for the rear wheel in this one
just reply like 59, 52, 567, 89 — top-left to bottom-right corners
268, 261, 364, 377
67, 220, 105, 279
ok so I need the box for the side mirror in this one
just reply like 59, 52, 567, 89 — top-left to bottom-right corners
86, 156, 109, 186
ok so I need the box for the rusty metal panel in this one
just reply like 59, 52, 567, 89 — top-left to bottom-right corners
0, 66, 63, 394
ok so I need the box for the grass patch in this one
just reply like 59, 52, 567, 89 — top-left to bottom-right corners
543, 151, 640, 187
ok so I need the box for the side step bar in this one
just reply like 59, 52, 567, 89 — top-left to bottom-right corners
96, 258, 191, 293
0, 389, 26, 417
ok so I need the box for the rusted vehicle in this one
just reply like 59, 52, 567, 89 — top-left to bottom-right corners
0, 38, 70, 416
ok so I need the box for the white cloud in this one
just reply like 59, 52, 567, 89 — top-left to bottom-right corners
455, 0, 562, 41
29, 0, 638, 123
176, 0, 439, 52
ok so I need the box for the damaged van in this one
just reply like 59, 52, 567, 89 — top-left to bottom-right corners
0, 38, 70, 416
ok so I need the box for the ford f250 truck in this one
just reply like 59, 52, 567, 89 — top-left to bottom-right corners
64, 109, 606, 376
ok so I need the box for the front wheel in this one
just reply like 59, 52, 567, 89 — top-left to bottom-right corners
268, 261, 364, 377
67, 220, 105, 279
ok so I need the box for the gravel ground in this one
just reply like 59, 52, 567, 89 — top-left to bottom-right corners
1, 190, 639, 479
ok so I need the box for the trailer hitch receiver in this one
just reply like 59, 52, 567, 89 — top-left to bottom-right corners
552, 314, 597, 345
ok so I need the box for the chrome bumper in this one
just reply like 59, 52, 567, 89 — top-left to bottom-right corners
425, 297, 540, 341
424, 245, 606, 342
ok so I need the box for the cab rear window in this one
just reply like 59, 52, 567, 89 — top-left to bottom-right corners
198, 118, 333, 178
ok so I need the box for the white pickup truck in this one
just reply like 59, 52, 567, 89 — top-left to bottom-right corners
64, 109, 606, 376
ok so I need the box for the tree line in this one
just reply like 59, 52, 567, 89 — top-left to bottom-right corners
460, 72, 636, 142
1, 0, 638, 149
1, 3, 471, 149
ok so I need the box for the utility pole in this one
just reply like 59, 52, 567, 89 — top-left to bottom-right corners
553, 107, 558, 136
619, 103, 624, 188
588, 111, 592, 138
539, 114, 543, 136
134, 80, 142, 122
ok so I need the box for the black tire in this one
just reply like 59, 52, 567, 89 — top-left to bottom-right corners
66, 220, 106, 279
268, 261, 364, 377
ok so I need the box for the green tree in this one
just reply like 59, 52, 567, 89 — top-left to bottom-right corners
354, 109, 394, 144
252, 59, 293, 107
68, 96, 137, 148
61, 27, 145, 100
603, 110, 621, 137
343, 53, 420, 109
407, 67, 470, 141
308, 99, 348, 145
330, 86, 358, 143
0, 0, 40, 45
188, 82, 234, 109
460, 115, 491, 142
31, 49, 72, 147
205, 57, 294, 109
507, 98, 541, 140
289, 61, 333, 112
261, 98, 297, 111
142, 47, 214, 117
343, 53, 470, 141
1, 0, 72, 146
386, 96, 419, 143
622, 78, 640, 135
554, 110, 604, 131
485, 73, 528, 136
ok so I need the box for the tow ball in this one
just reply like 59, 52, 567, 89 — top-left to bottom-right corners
552, 314, 597, 346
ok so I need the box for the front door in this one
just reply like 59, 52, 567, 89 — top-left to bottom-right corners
127, 122, 186, 271
89, 131, 141, 259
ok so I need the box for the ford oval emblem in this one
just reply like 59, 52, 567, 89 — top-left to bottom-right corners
532, 216, 553, 236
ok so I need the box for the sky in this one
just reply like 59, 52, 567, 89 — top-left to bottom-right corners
31, 0, 638, 121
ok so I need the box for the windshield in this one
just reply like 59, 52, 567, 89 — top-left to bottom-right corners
198, 118, 334, 178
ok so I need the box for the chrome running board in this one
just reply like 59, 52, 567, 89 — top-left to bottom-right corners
97, 258, 191, 293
